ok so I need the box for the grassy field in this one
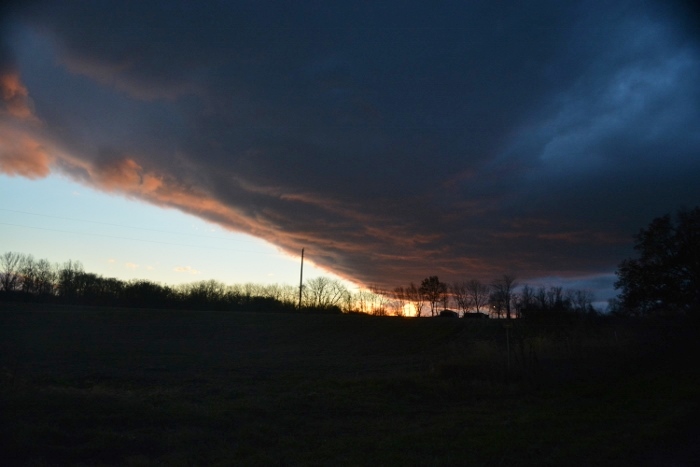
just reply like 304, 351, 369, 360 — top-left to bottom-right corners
1, 304, 698, 466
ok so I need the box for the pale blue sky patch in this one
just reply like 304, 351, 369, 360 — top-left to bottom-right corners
0, 174, 349, 287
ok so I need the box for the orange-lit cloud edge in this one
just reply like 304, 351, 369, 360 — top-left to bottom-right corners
1, 70, 620, 291
0, 71, 376, 287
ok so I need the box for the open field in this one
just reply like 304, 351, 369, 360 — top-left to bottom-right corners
1, 304, 699, 466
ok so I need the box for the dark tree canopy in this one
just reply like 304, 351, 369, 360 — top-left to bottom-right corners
615, 207, 700, 316
419, 276, 448, 317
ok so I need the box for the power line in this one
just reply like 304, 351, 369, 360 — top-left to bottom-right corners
0, 208, 264, 244
0, 221, 293, 258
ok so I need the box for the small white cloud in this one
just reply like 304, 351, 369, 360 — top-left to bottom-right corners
125, 262, 139, 269
107, 258, 116, 263
145, 265, 155, 271
174, 265, 201, 275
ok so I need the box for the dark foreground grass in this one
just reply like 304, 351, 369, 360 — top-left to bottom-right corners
1, 304, 698, 466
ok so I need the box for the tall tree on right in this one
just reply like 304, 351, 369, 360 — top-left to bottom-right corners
615, 207, 700, 316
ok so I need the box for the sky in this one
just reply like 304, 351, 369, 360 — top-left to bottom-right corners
1, 1, 699, 305
0, 174, 327, 287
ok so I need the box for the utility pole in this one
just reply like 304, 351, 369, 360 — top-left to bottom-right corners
298, 248, 304, 310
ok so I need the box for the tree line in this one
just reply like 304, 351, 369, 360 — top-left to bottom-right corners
388, 274, 597, 321
0, 250, 599, 319
0, 251, 595, 318
0, 252, 287, 311
0, 252, 393, 313
3, 206, 698, 319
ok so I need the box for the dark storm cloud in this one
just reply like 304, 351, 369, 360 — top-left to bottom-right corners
2, 0, 699, 298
